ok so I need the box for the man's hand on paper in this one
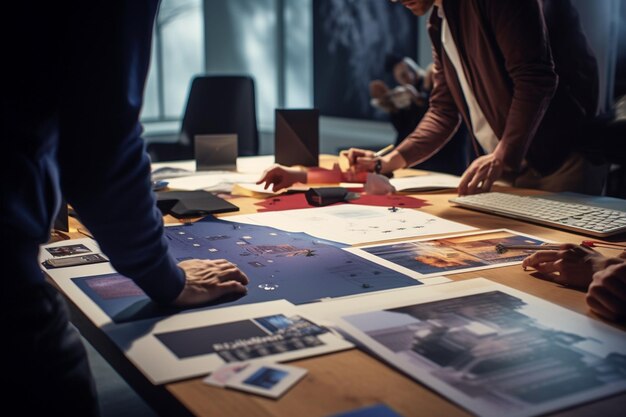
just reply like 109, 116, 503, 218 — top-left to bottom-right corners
173, 259, 249, 306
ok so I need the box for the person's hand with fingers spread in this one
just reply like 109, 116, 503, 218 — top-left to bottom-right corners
521, 243, 616, 289
256, 164, 307, 192
458, 152, 505, 196
173, 259, 249, 307
587, 262, 626, 321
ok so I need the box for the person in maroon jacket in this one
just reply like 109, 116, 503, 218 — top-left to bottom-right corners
346, 0, 604, 195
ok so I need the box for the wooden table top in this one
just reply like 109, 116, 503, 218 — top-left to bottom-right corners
62, 158, 626, 417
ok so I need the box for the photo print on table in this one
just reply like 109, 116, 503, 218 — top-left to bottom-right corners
155, 314, 329, 362
331, 279, 626, 417
225, 362, 308, 398
345, 229, 552, 278
46, 243, 91, 257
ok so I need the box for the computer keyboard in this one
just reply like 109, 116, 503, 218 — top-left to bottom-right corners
449, 192, 626, 237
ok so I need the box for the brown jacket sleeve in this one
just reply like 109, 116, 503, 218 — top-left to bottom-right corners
483, 0, 558, 171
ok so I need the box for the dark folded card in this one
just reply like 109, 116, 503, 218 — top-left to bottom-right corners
275, 108, 319, 167
156, 190, 239, 218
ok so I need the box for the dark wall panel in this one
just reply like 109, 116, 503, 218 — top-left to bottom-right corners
313, 0, 418, 120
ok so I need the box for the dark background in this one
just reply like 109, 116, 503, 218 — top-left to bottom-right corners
313, 0, 418, 120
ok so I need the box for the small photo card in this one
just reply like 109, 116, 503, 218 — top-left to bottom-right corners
203, 362, 250, 388
46, 243, 91, 257
225, 362, 308, 398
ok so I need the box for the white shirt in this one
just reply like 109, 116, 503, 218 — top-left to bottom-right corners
439, 6, 499, 154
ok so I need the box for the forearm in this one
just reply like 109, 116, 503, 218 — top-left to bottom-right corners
62, 135, 185, 304
488, 0, 558, 171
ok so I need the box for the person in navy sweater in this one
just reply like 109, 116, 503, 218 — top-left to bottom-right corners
2, 2, 248, 415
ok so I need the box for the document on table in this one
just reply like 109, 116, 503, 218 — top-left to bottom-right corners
225, 204, 476, 245
345, 229, 555, 278
300, 278, 626, 417
149, 155, 274, 192
164, 172, 260, 192
151, 155, 274, 176
389, 173, 461, 192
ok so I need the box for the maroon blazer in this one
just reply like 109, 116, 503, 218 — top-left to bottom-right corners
396, 0, 599, 175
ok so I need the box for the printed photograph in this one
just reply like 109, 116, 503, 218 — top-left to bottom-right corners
155, 314, 328, 362
46, 243, 91, 257
243, 367, 288, 389
359, 230, 547, 276
204, 363, 250, 387
342, 291, 626, 417
84, 275, 145, 300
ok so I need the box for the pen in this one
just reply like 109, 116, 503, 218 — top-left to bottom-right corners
495, 243, 562, 254
373, 144, 394, 158
581, 240, 626, 250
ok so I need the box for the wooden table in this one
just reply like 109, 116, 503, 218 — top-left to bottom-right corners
58, 159, 626, 417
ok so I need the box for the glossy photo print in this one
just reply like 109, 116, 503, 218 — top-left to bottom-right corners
346, 229, 552, 278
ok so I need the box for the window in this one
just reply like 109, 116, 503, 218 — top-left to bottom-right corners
141, 0, 204, 123
141, 0, 418, 153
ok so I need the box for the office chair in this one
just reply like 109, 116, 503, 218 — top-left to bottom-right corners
147, 75, 259, 162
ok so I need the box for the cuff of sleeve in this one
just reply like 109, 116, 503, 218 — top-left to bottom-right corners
132, 254, 186, 305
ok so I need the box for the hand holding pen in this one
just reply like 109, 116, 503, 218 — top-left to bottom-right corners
341, 144, 394, 175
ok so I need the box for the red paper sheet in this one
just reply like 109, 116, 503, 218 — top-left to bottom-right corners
255, 192, 430, 212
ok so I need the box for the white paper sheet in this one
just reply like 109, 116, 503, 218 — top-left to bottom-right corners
225, 204, 476, 245
150, 155, 274, 180
164, 172, 260, 192
301, 278, 626, 417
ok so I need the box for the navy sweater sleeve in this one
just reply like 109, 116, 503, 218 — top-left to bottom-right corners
56, 1, 184, 304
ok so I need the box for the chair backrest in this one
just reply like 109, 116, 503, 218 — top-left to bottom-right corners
179, 75, 259, 156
